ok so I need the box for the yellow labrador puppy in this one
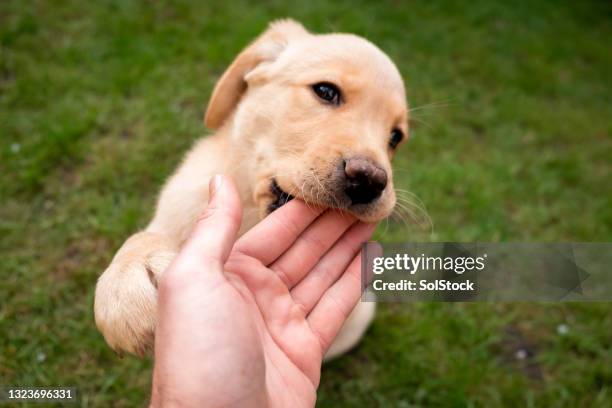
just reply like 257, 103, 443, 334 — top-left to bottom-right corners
95, 19, 408, 359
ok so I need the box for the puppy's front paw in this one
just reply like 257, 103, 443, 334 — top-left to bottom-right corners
94, 232, 176, 356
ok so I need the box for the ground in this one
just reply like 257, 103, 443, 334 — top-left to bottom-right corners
1, 0, 610, 406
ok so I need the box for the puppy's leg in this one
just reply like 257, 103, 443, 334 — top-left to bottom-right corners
94, 232, 177, 356
324, 300, 376, 360
94, 136, 231, 356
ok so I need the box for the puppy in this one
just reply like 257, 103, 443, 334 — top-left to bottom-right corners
94, 19, 409, 359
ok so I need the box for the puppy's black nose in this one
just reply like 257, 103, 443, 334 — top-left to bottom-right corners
344, 157, 387, 205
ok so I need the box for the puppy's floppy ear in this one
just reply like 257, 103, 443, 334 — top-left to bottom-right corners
204, 19, 308, 130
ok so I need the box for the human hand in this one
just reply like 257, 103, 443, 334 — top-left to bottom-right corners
150, 175, 375, 408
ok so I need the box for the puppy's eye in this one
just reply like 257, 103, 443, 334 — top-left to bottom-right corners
312, 82, 342, 105
389, 129, 403, 149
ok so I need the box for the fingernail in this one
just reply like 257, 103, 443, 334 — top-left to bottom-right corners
209, 174, 223, 199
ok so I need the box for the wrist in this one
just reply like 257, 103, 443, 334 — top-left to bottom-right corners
150, 374, 269, 408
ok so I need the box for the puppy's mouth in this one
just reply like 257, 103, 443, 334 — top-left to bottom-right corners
268, 179, 294, 213
267, 174, 392, 222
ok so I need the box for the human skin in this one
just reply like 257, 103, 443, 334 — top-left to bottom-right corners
150, 175, 375, 407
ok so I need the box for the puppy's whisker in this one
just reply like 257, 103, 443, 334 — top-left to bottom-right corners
391, 166, 411, 174
387, 207, 410, 231
396, 196, 430, 224
409, 116, 435, 131
308, 167, 340, 210
299, 180, 317, 213
395, 204, 419, 227
389, 195, 424, 227
395, 188, 428, 211
379, 215, 390, 237
395, 196, 426, 224
406, 99, 456, 134
392, 191, 434, 235
391, 202, 413, 227
408, 99, 454, 114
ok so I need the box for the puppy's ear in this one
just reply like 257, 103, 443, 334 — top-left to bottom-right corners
204, 19, 308, 130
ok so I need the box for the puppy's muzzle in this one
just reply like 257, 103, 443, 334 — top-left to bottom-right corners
343, 157, 387, 205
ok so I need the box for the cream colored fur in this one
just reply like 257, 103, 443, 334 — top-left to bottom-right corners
95, 19, 408, 359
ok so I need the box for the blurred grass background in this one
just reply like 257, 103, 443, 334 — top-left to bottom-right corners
1, 0, 611, 406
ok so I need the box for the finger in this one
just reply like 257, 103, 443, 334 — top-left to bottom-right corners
307, 253, 366, 354
234, 199, 323, 265
269, 211, 357, 288
228, 254, 321, 382
180, 175, 243, 268
228, 254, 297, 329
291, 222, 375, 312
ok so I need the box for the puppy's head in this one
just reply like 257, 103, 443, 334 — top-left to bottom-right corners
205, 19, 408, 222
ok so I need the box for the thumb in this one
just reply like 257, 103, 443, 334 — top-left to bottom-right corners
182, 175, 243, 267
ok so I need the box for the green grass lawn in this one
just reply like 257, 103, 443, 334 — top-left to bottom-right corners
1, 0, 611, 406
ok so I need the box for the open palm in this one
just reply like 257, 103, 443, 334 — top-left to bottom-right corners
151, 176, 375, 408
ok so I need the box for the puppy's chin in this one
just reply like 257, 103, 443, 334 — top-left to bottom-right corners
347, 203, 394, 223
344, 194, 396, 222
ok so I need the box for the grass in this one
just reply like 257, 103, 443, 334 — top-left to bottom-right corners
1, 0, 611, 406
